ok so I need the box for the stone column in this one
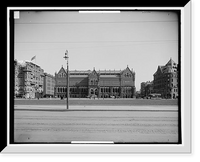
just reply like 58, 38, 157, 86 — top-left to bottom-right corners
110, 87, 113, 96
98, 86, 100, 98
120, 87, 123, 98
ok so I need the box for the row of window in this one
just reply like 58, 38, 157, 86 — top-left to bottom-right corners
90, 80, 133, 85
173, 88, 178, 92
46, 90, 54, 95
47, 87, 54, 91
56, 87, 88, 93
27, 64, 43, 72
56, 87, 134, 93
100, 87, 132, 93
26, 74, 43, 81
47, 83, 55, 87
155, 73, 178, 79
124, 73, 132, 77
90, 79, 98, 85
46, 78, 55, 83
25, 80, 43, 85
58, 73, 66, 77
57, 94, 87, 98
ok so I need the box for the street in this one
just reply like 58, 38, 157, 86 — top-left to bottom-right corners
14, 105, 179, 143
14, 98, 178, 106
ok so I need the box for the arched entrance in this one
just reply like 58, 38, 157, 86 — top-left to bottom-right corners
89, 88, 98, 97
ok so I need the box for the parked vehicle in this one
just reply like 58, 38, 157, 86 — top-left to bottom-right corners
148, 93, 162, 99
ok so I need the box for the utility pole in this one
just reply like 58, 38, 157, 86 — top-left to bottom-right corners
64, 50, 69, 109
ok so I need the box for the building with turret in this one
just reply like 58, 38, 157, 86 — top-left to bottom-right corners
153, 58, 179, 99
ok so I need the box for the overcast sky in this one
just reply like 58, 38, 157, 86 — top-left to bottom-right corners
14, 11, 179, 91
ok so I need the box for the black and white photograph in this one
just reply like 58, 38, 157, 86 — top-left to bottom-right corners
13, 9, 180, 144
2, 2, 192, 155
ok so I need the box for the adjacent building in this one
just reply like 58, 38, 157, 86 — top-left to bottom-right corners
54, 66, 136, 98
140, 81, 154, 98
140, 82, 146, 97
14, 60, 21, 97
153, 58, 179, 99
43, 73, 55, 98
15, 60, 44, 98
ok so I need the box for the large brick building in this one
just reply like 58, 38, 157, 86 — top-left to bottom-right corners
55, 66, 136, 98
153, 58, 179, 99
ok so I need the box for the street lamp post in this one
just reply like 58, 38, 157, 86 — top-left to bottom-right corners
64, 50, 69, 109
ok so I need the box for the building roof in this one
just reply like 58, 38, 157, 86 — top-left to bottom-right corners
68, 69, 121, 75
154, 58, 177, 76
44, 73, 55, 78
165, 58, 177, 67
69, 70, 91, 75
17, 60, 42, 69
59, 67, 135, 75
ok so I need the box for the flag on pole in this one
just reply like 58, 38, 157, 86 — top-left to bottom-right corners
31, 56, 36, 61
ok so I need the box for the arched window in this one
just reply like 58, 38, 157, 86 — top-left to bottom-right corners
91, 89, 94, 94
91, 80, 93, 85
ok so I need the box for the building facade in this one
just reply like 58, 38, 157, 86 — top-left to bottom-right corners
153, 58, 179, 99
55, 66, 136, 98
140, 82, 146, 97
15, 60, 44, 98
43, 73, 55, 98
14, 60, 21, 97
140, 81, 154, 98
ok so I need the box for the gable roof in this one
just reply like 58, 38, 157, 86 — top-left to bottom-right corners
121, 66, 135, 75
153, 66, 164, 76
165, 58, 177, 67
57, 66, 67, 75
88, 69, 99, 77
154, 58, 178, 76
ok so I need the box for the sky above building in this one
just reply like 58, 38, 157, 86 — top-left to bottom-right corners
14, 10, 179, 91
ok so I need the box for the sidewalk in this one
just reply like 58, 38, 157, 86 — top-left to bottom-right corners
14, 105, 178, 111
